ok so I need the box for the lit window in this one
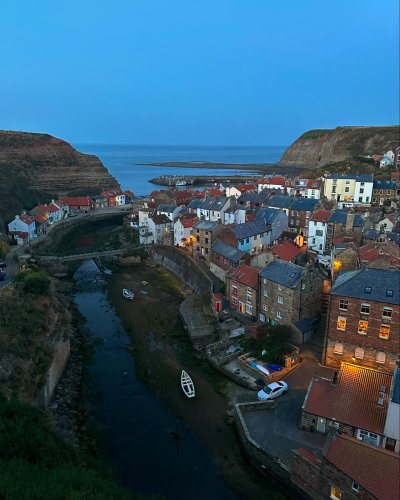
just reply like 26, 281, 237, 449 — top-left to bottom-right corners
339, 299, 348, 311
330, 485, 342, 500
355, 347, 364, 359
334, 343, 343, 355
383, 307, 393, 320
278, 296, 284, 304
337, 316, 346, 331
360, 303, 370, 315
379, 325, 390, 339
376, 352, 386, 364
358, 321, 368, 335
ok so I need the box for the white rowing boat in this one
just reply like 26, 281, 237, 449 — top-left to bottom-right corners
123, 288, 135, 300
181, 370, 195, 398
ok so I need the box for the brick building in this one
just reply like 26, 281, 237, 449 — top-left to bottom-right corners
324, 268, 399, 373
291, 434, 399, 500
288, 198, 320, 238
210, 240, 250, 282
372, 180, 398, 207
258, 261, 323, 325
227, 264, 259, 319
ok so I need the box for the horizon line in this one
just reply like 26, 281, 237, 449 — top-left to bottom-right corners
73, 142, 288, 147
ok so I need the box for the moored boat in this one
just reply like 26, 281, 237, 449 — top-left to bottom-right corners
175, 180, 186, 187
123, 288, 135, 300
181, 370, 195, 398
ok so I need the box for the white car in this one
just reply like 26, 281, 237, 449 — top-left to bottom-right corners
257, 381, 288, 401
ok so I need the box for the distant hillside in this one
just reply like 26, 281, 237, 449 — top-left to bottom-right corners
280, 126, 400, 167
0, 130, 119, 229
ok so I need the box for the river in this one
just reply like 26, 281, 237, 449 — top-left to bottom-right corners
73, 259, 238, 500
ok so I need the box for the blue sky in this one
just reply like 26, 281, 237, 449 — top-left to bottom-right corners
0, 0, 398, 145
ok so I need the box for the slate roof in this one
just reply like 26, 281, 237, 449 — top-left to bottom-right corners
255, 207, 281, 224
331, 268, 399, 305
293, 317, 318, 333
373, 180, 397, 190
326, 435, 400, 500
157, 204, 177, 213
290, 198, 320, 212
329, 210, 364, 227
193, 219, 220, 231
326, 173, 374, 182
267, 195, 295, 209
230, 221, 271, 239
304, 363, 392, 434
199, 196, 228, 211
188, 199, 204, 209
260, 260, 305, 288
211, 240, 247, 263
363, 228, 379, 240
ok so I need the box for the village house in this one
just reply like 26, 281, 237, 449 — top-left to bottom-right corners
307, 209, 332, 256
197, 196, 231, 222
91, 194, 108, 209
375, 213, 398, 233
255, 207, 288, 242
219, 221, 272, 255
257, 175, 287, 193
330, 243, 360, 277
323, 174, 373, 205
258, 261, 323, 325
210, 240, 250, 281
301, 362, 396, 452
291, 433, 399, 500
324, 268, 399, 374
223, 206, 246, 225
305, 179, 323, 199
101, 189, 126, 207
139, 214, 173, 245
8, 213, 37, 243
192, 219, 224, 262
270, 240, 301, 263
224, 183, 257, 198
372, 180, 398, 207
58, 196, 92, 213
31, 200, 65, 225
358, 240, 400, 270
173, 215, 198, 247
226, 264, 258, 319
288, 197, 320, 238
156, 204, 181, 222
236, 189, 273, 209
266, 195, 295, 216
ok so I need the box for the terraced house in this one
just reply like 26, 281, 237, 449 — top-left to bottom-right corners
258, 261, 323, 325
324, 268, 400, 374
227, 264, 258, 319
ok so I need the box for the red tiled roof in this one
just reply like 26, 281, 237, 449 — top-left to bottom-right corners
47, 203, 60, 213
237, 184, 257, 193
306, 179, 323, 190
209, 188, 224, 196
372, 154, 384, 161
58, 196, 90, 206
326, 435, 400, 500
34, 213, 48, 224
259, 175, 286, 186
359, 241, 400, 267
229, 264, 258, 289
181, 217, 199, 228
19, 214, 35, 225
271, 240, 301, 261
152, 214, 171, 225
295, 448, 321, 467
310, 209, 332, 223
304, 363, 392, 434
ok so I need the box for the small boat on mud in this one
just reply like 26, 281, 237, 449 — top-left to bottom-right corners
122, 288, 135, 300
181, 370, 195, 398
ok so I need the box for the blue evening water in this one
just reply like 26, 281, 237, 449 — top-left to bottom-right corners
75, 144, 286, 196
74, 260, 238, 500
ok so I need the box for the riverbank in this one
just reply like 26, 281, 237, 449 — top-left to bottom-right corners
106, 260, 286, 499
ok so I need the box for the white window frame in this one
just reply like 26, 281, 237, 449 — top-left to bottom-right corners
276, 311, 282, 319
360, 303, 370, 315
334, 343, 343, 355
278, 296, 284, 304
339, 299, 348, 311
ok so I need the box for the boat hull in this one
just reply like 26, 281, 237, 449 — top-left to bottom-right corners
181, 370, 195, 398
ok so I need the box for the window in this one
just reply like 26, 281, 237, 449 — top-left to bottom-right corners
352, 482, 360, 493
355, 347, 364, 359
386, 289, 393, 297
376, 351, 386, 364
196, 236, 200, 242
345, 180, 350, 184
364, 286, 372, 294
259, 313, 266, 322
360, 188, 364, 194
246, 304, 252, 315
334, 343, 343, 354
263, 278, 268, 285
360, 303, 370, 314
358, 430, 379, 447
339, 299, 348, 311
382, 307, 392, 320
345, 187, 350, 193
332, 186, 337, 193
379, 324, 390, 339
315, 229, 323, 236
330, 485, 342, 500
205, 237, 208, 244
276, 311, 282, 319
358, 321, 368, 334
277, 284, 282, 291
263, 289, 268, 297
337, 316, 346, 331
301, 283, 306, 290
263, 304, 268, 312
278, 296, 284, 304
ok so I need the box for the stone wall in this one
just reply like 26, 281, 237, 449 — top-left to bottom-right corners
152, 245, 212, 294
301, 410, 356, 437
36, 338, 70, 408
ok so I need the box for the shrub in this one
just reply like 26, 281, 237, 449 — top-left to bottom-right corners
15, 270, 50, 295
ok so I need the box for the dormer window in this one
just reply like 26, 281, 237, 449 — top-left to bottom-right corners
364, 286, 372, 294
386, 290, 393, 297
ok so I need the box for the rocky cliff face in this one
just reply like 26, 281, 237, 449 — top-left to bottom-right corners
0, 130, 120, 227
280, 126, 400, 167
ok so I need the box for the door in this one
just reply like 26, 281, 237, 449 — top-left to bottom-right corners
316, 417, 326, 433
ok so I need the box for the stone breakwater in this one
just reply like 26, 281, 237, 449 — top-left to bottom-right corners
150, 174, 260, 186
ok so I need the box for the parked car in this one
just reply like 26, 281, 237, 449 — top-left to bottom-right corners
0, 270, 6, 281
257, 381, 288, 401
0, 261, 7, 268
